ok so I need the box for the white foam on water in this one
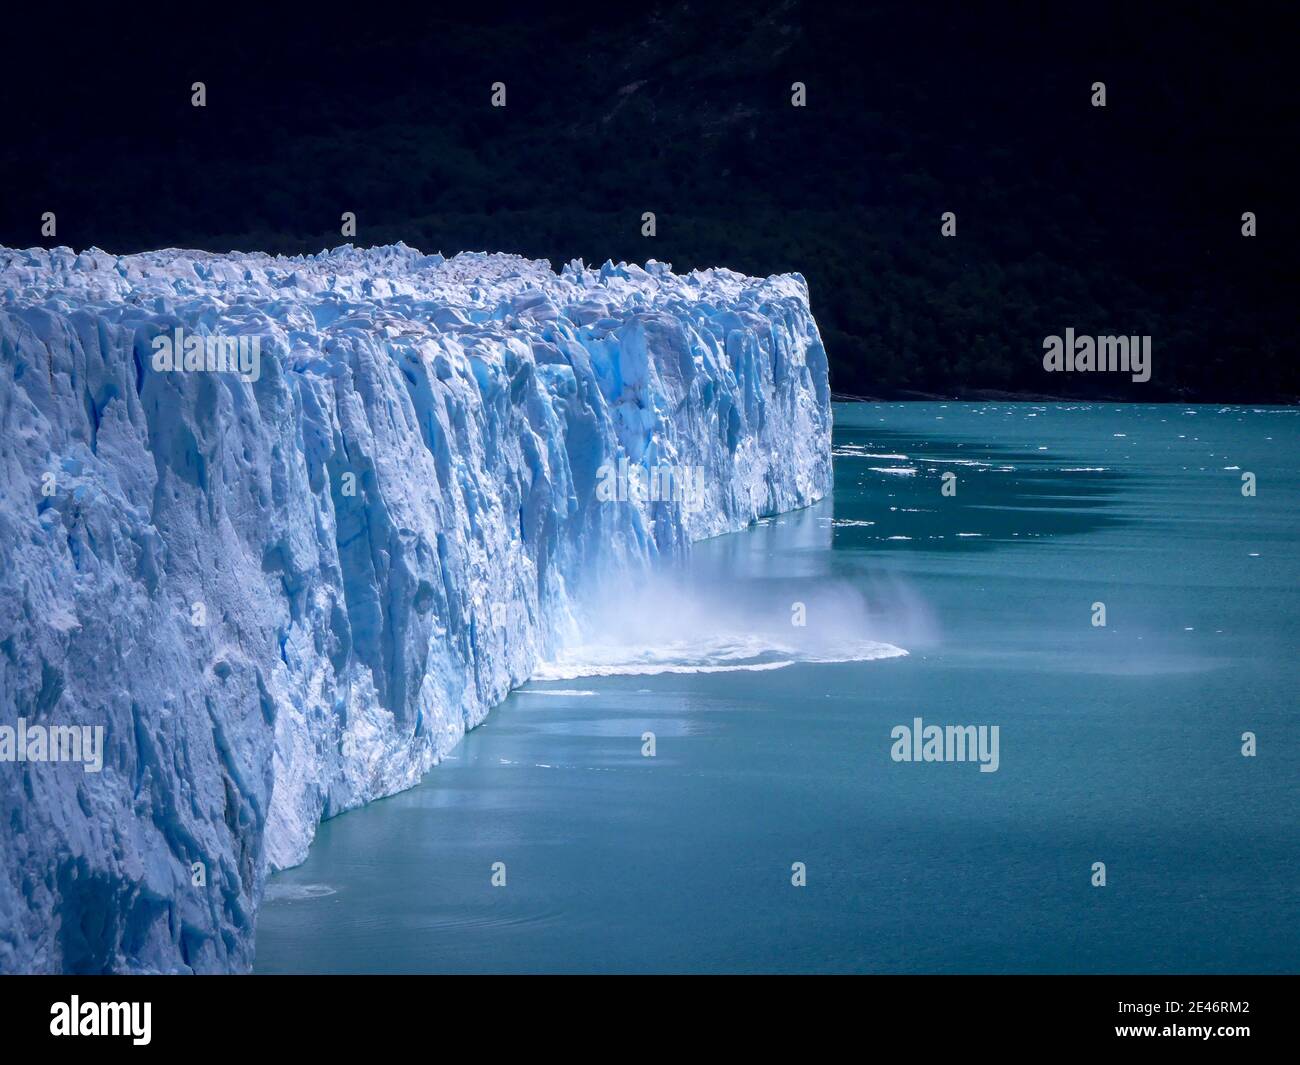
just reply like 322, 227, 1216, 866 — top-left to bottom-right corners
830, 445, 910, 459
533, 567, 919, 683
263, 883, 337, 902
533, 635, 906, 680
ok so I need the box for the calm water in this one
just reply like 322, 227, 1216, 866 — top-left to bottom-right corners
255, 403, 1299, 973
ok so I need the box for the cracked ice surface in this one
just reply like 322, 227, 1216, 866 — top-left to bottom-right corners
0, 243, 831, 971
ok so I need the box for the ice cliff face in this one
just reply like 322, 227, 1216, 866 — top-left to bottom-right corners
0, 244, 831, 972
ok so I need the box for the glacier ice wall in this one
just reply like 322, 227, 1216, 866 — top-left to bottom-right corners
0, 244, 831, 972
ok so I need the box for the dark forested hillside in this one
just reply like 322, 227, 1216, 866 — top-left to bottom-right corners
3, 2, 1295, 400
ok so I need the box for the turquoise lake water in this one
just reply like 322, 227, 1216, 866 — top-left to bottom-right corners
255, 403, 1299, 973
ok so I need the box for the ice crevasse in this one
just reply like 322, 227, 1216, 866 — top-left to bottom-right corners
0, 244, 832, 972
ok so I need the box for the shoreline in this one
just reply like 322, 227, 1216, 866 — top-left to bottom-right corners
832, 389, 1300, 405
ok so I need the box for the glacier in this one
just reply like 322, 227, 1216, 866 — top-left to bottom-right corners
0, 243, 831, 973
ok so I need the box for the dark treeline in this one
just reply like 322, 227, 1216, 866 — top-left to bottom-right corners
2, 2, 1296, 401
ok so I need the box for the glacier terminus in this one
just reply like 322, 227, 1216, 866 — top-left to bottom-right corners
0, 244, 832, 973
